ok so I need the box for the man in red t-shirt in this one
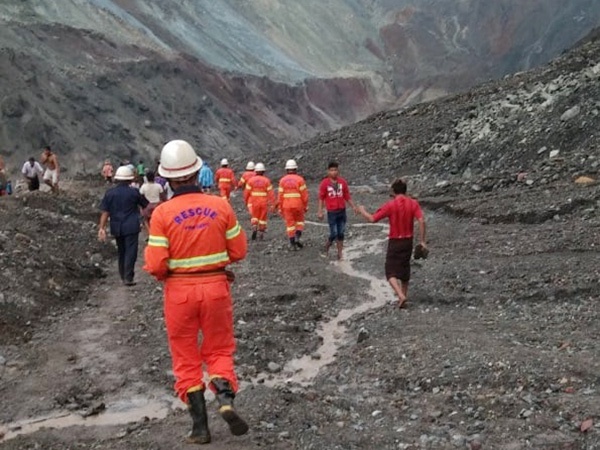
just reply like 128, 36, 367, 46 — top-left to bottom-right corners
358, 178, 427, 308
317, 161, 358, 260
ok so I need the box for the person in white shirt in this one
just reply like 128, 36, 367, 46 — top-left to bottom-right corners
22, 157, 44, 191
139, 171, 165, 232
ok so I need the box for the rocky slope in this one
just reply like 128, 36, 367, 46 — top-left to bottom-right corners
0, 0, 599, 172
268, 28, 600, 195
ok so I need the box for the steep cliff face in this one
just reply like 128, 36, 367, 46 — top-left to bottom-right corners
0, 0, 598, 169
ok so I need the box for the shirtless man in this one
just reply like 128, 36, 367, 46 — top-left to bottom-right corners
40, 146, 59, 193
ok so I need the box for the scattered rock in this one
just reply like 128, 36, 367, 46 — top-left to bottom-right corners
574, 176, 595, 185
267, 362, 282, 373
560, 105, 581, 121
357, 327, 369, 343
580, 418, 593, 433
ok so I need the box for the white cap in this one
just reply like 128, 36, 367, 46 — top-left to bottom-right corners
220, 158, 229, 166
254, 162, 266, 172
114, 166, 135, 181
158, 140, 203, 180
285, 159, 298, 170
245, 161, 255, 171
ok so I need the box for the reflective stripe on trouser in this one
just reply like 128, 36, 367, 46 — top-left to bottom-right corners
282, 207, 305, 237
219, 186, 232, 200
163, 278, 238, 402
251, 202, 268, 231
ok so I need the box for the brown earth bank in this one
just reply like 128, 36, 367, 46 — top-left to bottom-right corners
0, 174, 599, 449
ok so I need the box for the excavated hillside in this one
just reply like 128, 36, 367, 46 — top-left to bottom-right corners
268, 28, 600, 194
1, 29, 600, 450
0, 0, 599, 172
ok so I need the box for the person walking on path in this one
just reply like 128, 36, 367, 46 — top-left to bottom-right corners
98, 166, 148, 286
357, 178, 427, 308
238, 161, 256, 217
198, 161, 214, 193
214, 158, 236, 201
317, 161, 358, 260
238, 161, 256, 191
139, 171, 165, 233
144, 140, 249, 444
278, 159, 308, 250
244, 162, 275, 241
101, 159, 114, 183
21, 157, 44, 191
40, 146, 60, 193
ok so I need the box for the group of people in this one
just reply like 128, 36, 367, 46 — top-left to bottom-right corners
97, 139, 427, 445
0, 146, 60, 195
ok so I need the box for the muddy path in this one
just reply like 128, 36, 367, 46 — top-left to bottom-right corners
1, 185, 600, 449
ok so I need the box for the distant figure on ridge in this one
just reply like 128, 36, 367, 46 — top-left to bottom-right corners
40, 146, 60, 193
22, 157, 44, 191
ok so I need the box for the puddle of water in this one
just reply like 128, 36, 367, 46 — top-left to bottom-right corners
250, 237, 392, 387
1, 231, 392, 440
0, 396, 179, 442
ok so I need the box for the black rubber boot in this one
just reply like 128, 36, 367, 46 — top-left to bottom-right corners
294, 231, 304, 248
187, 390, 211, 444
210, 378, 249, 436
251, 230, 257, 241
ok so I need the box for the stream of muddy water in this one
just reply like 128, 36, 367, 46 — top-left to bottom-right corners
1, 226, 390, 442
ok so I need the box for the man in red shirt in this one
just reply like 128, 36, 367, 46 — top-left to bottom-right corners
358, 178, 427, 308
317, 161, 358, 260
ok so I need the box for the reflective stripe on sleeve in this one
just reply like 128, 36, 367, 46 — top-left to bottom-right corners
148, 235, 169, 248
299, 185, 307, 191
167, 251, 229, 269
226, 222, 242, 240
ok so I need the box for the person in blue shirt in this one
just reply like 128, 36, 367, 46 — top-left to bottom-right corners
98, 166, 149, 286
198, 161, 214, 193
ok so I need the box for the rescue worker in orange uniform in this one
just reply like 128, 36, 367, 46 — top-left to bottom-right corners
238, 161, 256, 216
278, 159, 309, 250
243, 162, 275, 241
237, 161, 256, 190
214, 158, 236, 201
144, 140, 248, 444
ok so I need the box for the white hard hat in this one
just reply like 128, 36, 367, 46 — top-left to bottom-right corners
254, 162, 266, 172
114, 166, 135, 181
158, 140, 203, 180
285, 159, 298, 170
246, 161, 255, 171
220, 158, 229, 166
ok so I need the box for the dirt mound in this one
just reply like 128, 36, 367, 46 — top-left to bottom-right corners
0, 189, 111, 344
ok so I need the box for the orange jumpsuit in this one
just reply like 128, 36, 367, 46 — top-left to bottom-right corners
278, 173, 309, 237
244, 175, 275, 232
214, 167, 236, 201
238, 170, 255, 190
144, 187, 247, 403
238, 170, 256, 214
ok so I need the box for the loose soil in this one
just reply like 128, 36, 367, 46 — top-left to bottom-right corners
1, 177, 599, 449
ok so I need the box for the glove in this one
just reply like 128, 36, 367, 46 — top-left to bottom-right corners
414, 244, 429, 260
225, 270, 236, 283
